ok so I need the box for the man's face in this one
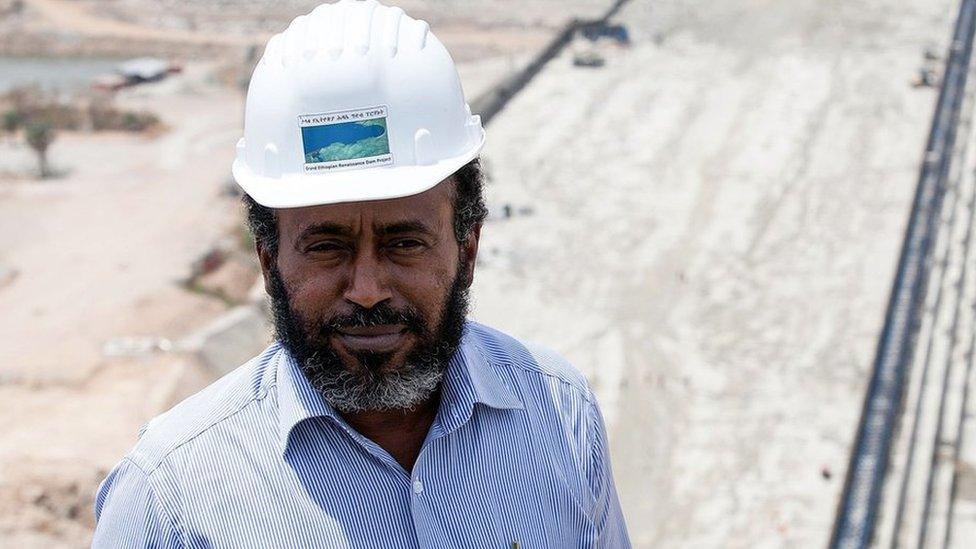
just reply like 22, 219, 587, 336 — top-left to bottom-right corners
258, 179, 480, 413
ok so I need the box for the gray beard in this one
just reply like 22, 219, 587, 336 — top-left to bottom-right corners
299, 350, 447, 413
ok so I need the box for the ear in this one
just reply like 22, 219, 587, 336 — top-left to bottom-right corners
460, 223, 481, 288
256, 241, 275, 296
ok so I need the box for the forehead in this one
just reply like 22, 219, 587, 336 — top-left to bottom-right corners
276, 178, 455, 237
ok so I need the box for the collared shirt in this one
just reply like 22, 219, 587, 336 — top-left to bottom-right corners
93, 322, 630, 548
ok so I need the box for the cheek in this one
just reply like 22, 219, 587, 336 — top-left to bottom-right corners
390, 261, 458, 314
278, 262, 344, 319
291, 282, 338, 321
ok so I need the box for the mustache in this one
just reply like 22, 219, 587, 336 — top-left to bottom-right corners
320, 302, 427, 335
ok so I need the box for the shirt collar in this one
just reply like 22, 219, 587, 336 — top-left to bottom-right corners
446, 329, 524, 409
275, 324, 523, 455
275, 348, 340, 456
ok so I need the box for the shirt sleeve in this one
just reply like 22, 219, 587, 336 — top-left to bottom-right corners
92, 458, 182, 548
586, 399, 632, 549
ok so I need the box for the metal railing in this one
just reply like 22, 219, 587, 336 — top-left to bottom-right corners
472, 0, 634, 126
829, 0, 976, 547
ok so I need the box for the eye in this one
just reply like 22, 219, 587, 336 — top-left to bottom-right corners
306, 240, 347, 254
388, 239, 425, 251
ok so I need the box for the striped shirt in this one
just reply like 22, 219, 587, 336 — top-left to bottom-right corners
93, 322, 631, 548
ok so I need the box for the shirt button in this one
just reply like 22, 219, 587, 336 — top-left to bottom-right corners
413, 480, 424, 495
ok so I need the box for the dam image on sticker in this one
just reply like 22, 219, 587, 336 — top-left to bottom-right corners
302, 118, 390, 164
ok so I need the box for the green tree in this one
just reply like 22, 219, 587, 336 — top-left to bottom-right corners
25, 122, 56, 179
2, 109, 22, 134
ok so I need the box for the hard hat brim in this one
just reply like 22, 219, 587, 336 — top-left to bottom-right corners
233, 132, 485, 209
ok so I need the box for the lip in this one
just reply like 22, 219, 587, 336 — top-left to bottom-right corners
334, 325, 409, 354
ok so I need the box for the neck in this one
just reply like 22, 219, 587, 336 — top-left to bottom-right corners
340, 391, 441, 472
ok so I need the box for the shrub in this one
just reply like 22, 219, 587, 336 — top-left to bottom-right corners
25, 121, 56, 179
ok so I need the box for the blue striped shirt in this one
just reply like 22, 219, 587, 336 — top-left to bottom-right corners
92, 322, 630, 548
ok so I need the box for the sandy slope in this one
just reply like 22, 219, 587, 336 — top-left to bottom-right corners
473, 0, 954, 546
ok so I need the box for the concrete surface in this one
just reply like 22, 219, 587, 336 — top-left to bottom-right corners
472, 0, 955, 546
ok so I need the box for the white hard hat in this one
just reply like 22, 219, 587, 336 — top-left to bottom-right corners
233, 0, 485, 208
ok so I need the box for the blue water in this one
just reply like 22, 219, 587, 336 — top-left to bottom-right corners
301, 121, 386, 155
0, 57, 122, 93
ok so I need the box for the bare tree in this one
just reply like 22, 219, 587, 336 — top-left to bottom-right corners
25, 122, 56, 179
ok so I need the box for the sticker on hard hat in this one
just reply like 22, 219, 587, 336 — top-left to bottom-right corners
299, 106, 393, 174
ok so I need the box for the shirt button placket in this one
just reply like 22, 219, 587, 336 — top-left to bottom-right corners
410, 475, 432, 548
410, 447, 448, 547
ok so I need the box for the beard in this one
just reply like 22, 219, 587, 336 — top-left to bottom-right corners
267, 261, 470, 414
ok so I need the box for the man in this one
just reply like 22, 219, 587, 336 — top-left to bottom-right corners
93, 1, 630, 547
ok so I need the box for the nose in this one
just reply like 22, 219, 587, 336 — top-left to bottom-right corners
343, 249, 392, 310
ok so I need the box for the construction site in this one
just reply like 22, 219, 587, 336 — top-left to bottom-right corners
3, 0, 976, 547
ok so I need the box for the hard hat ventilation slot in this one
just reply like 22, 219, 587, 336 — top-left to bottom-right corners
300, 14, 318, 61
402, 20, 430, 51
325, 2, 347, 58
235, 138, 246, 164
263, 143, 281, 179
281, 15, 309, 68
383, 7, 404, 57
414, 129, 436, 166
349, 0, 377, 56
466, 115, 483, 144
417, 21, 430, 50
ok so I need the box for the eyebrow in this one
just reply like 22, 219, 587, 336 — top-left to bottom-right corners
296, 222, 354, 242
376, 220, 434, 237
295, 220, 434, 242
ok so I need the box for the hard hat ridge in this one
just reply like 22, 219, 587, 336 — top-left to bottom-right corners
266, 0, 429, 68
